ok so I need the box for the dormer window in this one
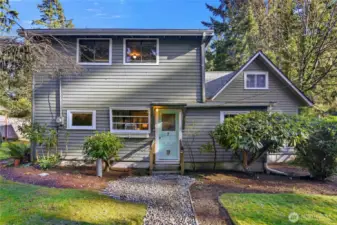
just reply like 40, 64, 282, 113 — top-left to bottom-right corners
77, 38, 112, 65
124, 39, 159, 65
244, 72, 269, 89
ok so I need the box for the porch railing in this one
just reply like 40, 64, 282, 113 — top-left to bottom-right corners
180, 140, 185, 175
149, 139, 155, 175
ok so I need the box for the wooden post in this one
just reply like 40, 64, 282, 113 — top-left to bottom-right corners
180, 140, 184, 175
149, 140, 155, 175
5, 113, 8, 141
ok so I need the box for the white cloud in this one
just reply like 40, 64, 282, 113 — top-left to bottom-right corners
86, 8, 101, 12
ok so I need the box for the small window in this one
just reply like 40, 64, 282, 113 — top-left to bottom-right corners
244, 72, 268, 89
77, 39, 112, 65
67, 110, 96, 130
110, 108, 150, 134
220, 111, 249, 123
124, 39, 158, 64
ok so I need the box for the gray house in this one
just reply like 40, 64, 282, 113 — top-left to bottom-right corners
21, 28, 313, 172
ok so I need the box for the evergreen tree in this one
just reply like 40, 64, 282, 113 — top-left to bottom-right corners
0, 0, 19, 32
32, 0, 74, 28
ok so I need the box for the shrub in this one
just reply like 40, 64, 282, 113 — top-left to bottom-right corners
295, 120, 337, 180
36, 154, 61, 170
5, 142, 30, 161
214, 111, 310, 173
83, 132, 124, 171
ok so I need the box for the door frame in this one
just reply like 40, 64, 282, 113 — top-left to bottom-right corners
155, 108, 182, 164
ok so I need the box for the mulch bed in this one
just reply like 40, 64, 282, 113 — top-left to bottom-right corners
189, 164, 337, 225
0, 162, 129, 191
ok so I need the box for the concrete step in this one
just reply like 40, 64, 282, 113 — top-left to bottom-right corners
152, 170, 180, 175
154, 164, 180, 171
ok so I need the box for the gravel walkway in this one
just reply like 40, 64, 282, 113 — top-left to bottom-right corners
104, 175, 197, 225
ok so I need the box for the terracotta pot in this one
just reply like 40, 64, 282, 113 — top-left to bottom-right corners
14, 159, 21, 167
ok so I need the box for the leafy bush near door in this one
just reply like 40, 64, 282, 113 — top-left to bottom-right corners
295, 120, 337, 180
83, 132, 124, 174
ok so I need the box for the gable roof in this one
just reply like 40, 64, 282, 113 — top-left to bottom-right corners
207, 51, 313, 106
205, 71, 236, 99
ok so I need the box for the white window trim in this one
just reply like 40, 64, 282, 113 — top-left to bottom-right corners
123, 38, 159, 65
244, 71, 269, 89
76, 38, 112, 65
220, 111, 250, 123
67, 110, 96, 130
109, 107, 151, 134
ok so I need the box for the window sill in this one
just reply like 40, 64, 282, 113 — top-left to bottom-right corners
77, 62, 112, 66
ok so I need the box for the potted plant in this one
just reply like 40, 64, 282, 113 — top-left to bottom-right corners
83, 132, 124, 177
6, 143, 31, 166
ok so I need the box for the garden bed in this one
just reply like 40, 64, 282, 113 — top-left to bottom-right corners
189, 164, 337, 225
0, 165, 129, 191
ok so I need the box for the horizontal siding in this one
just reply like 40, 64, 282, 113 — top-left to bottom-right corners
34, 36, 201, 160
214, 57, 305, 114
183, 107, 266, 163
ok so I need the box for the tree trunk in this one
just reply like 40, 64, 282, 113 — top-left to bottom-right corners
96, 158, 103, 177
103, 159, 111, 172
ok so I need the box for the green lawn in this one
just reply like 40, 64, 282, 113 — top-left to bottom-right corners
220, 193, 337, 225
0, 177, 146, 225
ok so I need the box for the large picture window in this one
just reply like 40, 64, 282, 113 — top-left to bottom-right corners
77, 38, 112, 65
67, 110, 96, 130
244, 72, 268, 89
110, 108, 150, 134
220, 111, 250, 124
124, 39, 158, 64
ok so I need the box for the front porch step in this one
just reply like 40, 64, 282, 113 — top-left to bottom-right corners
152, 170, 180, 175
154, 164, 180, 171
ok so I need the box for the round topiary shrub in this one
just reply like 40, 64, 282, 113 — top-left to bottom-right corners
83, 132, 124, 176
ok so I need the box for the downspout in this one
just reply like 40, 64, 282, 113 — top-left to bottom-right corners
200, 32, 206, 103
31, 73, 36, 161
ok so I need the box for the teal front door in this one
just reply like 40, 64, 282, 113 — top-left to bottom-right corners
156, 109, 180, 161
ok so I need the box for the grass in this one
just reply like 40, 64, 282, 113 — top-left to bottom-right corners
0, 177, 147, 225
220, 193, 337, 225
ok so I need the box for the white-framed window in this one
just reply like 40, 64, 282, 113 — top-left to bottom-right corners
109, 108, 151, 134
123, 38, 159, 65
77, 38, 112, 65
67, 110, 96, 130
244, 71, 269, 89
220, 111, 250, 123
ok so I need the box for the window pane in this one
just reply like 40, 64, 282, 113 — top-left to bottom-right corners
256, 74, 266, 88
79, 40, 95, 62
246, 74, 255, 88
79, 40, 109, 63
72, 113, 92, 126
94, 40, 110, 62
112, 110, 149, 131
162, 114, 176, 131
125, 40, 157, 63
141, 41, 157, 63
126, 41, 142, 63
224, 114, 236, 119
113, 123, 149, 130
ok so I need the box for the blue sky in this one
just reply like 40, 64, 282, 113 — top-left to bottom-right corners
10, 0, 217, 33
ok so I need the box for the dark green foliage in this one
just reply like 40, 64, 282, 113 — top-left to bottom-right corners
32, 0, 74, 28
0, 0, 19, 32
295, 120, 337, 180
214, 111, 309, 172
4, 142, 30, 160
36, 154, 60, 170
83, 132, 124, 171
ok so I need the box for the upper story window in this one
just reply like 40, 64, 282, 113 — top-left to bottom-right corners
244, 71, 269, 89
77, 38, 112, 65
124, 39, 159, 65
